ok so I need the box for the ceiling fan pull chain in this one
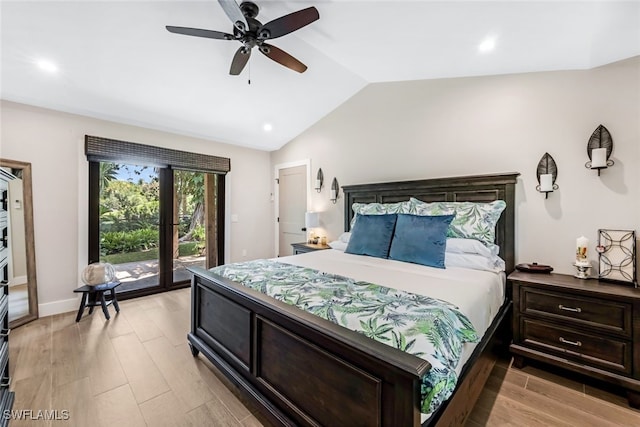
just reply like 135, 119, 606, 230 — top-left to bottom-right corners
248, 59, 251, 85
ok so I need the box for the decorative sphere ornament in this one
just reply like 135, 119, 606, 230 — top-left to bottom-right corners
81, 262, 116, 286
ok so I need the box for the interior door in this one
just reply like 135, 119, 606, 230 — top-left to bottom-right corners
278, 165, 307, 256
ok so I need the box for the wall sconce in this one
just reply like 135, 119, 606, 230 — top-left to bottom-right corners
330, 178, 339, 204
315, 168, 323, 193
305, 211, 320, 243
536, 152, 559, 199
585, 124, 614, 176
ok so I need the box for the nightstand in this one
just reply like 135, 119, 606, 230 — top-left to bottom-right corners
291, 242, 331, 255
509, 270, 640, 408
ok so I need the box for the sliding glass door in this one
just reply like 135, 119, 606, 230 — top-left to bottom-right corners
89, 162, 222, 298
97, 162, 161, 293
171, 170, 207, 284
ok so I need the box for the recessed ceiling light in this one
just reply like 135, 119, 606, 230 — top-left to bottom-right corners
478, 37, 497, 53
263, 123, 273, 132
36, 59, 58, 73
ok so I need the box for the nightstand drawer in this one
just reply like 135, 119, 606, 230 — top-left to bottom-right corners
521, 318, 632, 375
521, 287, 632, 337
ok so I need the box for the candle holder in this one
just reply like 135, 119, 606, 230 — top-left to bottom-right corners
585, 124, 614, 176
597, 229, 637, 287
535, 152, 558, 199
315, 168, 323, 193
330, 177, 339, 204
574, 261, 592, 279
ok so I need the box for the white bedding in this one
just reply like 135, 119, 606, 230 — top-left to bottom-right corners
279, 249, 505, 340
278, 249, 506, 421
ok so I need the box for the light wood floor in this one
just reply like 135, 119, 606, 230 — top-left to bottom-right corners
8, 287, 640, 426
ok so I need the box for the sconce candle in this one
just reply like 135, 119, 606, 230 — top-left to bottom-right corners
535, 152, 558, 198
315, 168, 323, 193
330, 177, 339, 203
539, 174, 553, 192
591, 148, 607, 168
585, 124, 614, 175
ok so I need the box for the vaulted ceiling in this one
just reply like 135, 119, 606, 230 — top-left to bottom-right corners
2, 1, 639, 151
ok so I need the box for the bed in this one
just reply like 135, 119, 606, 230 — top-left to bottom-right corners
187, 172, 519, 426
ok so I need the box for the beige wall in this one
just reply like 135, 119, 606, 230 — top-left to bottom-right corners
271, 57, 640, 276
0, 100, 272, 315
2, 55, 638, 314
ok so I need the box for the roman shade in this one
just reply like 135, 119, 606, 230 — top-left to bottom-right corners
85, 135, 230, 174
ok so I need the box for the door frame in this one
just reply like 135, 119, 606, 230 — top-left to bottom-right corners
273, 159, 311, 257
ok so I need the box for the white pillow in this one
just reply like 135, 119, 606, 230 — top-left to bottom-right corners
446, 238, 499, 258
328, 240, 348, 251
444, 252, 505, 273
338, 232, 351, 243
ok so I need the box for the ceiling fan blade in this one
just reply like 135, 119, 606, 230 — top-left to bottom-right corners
166, 26, 234, 40
259, 43, 307, 73
258, 7, 319, 40
230, 47, 251, 75
218, 0, 249, 33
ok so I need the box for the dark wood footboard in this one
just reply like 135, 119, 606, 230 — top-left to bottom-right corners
188, 266, 430, 427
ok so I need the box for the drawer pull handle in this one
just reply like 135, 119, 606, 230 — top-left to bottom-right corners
559, 337, 582, 347
558, 304, 581, 313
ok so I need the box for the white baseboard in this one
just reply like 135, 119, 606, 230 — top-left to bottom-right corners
9, 275, 27, 287
38, 297, 79, 317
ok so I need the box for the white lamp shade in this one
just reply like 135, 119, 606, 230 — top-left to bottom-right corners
305, 212, 319, 228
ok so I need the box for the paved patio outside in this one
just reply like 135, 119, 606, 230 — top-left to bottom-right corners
113, 254, 206, 292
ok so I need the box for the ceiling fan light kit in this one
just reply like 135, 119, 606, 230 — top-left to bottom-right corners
167, 0, 319, 76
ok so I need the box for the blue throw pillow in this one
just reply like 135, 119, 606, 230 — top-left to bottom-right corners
345, 214, 398, 259
389, 214, 455, 268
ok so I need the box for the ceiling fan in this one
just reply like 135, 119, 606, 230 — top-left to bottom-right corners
166, 0, 319, 75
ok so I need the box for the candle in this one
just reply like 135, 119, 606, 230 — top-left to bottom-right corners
576, 236, 588, 261
315, 179, 321, 190
591, 147, 607, 168
330, 189, 337, 200
539, 174, 553, 192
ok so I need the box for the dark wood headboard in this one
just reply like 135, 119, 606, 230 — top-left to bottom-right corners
342, 172, 520, 274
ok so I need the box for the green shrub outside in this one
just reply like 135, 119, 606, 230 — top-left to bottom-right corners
192, 225, 205, 241
101, 241, 202, 264
101, 228, 159, 255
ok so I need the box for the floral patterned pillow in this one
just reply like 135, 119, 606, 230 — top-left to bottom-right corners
408, 198, 456, 216
410, 197, 506, 245
350, 201, 411, 229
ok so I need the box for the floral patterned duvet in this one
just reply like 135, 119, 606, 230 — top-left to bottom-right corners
210, 259, 478, 414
